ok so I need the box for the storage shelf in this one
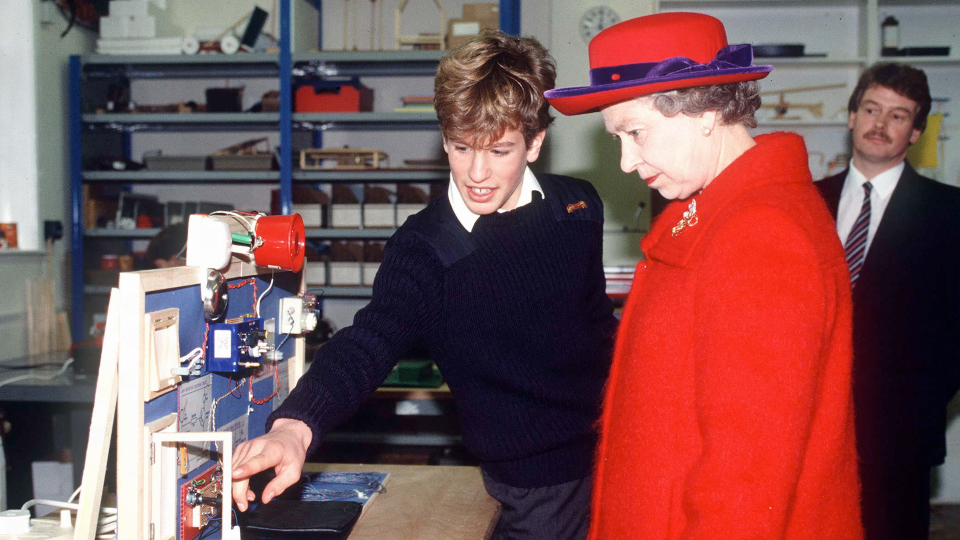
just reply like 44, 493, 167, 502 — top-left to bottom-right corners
312, 286, 374, 298
293, 169, 448, 182
306, 228, 396, 239
83, 171, 281, 183
293, 50, 444, 77
84, 285, 113, 295
886, 56, 960, 67
85, 228, 159, 239
759, 56, 868, 67
293, 112, 439, 130
82, 53, 281, 79
83, 112, 280, 126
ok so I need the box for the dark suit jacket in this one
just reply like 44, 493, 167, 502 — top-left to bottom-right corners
816, 164, 960, 466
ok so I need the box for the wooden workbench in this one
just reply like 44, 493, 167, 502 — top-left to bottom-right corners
303, 463, 500, 540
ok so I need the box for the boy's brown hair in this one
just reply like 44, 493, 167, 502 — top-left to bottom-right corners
434, 30, 556, 148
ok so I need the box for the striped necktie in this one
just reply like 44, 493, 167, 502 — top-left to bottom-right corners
844, 182, 873, 288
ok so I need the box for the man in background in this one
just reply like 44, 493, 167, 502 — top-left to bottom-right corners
816, 62, 960, 540
144, 222, 188, 268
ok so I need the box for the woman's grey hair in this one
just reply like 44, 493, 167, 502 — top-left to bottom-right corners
650, 81, 762, 128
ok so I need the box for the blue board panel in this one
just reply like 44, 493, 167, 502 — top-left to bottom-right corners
141, 271, 302, 540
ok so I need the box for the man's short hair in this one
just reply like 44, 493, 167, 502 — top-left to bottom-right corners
434, 29, 556, 148
848, 62, 931, 131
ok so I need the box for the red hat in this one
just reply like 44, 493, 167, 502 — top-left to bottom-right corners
545, 12, 771, 116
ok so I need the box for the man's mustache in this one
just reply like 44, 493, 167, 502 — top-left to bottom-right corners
863, 130, 892, 143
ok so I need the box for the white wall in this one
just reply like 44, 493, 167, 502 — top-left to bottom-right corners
1, 2, 40, 251
544, 0, 656, 267
0, 2, 94, 360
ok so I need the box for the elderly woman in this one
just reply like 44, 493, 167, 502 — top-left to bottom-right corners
546, 13, 862, 540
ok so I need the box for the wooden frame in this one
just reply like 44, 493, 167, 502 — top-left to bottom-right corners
153, 432, 235, 538
111, 258, 306, 539
395, 0, 447, 50
300, 148, 389, 171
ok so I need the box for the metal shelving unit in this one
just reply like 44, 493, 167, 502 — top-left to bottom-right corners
70, 0, 521, 339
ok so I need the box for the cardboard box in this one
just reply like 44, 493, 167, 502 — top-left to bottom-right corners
463, 3, 499, 27
447, 19, 482, 50
331, 204, 361, 228
329, 262, 362, 285
292, 203, 324, 228
362, 262, 381, 286
304, 261, 327, 286
363, 204, 395, 228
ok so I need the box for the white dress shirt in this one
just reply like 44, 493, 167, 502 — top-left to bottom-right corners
836, 160, 904, 258
448, 166, 544, 232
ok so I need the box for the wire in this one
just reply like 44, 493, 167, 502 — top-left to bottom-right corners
275, 331, 291, 353
229, 376, 243, 398
0, 362, 68, 370
210, 379, 246, 466
248, 360, 280, 405
68, 486, 82, 503
210, 211, 258, 234
255, 271, 275, 317
0, 358, 74, 388
21, 498, 118, 535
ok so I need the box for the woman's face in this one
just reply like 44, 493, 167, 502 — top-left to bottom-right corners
602, 97, 717, 200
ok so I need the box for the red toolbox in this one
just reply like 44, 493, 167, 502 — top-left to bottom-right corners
295, 79, 374, 112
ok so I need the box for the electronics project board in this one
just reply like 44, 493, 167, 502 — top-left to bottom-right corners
112, 260, 308, 540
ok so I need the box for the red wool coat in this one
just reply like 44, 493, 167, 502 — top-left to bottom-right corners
589, 133, 862, 540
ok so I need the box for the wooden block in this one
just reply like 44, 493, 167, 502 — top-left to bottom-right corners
362, 262, 381, 286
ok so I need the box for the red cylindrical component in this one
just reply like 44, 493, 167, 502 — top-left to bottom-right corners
253, 214, 306, 272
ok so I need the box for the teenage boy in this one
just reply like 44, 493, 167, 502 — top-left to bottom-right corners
232, 30, 618, 540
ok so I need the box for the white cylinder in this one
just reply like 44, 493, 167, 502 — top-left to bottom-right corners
0, 509, 31, 534
181, 36, 200, 55
220, 35, 241, 55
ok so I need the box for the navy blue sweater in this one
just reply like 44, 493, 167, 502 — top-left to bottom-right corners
270, 173, 617, 487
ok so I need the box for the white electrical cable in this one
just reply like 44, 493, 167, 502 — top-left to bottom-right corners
210, 211, 257, 234
21, 499, 117, 535
67, 487, 81, 504
0, 358, 74, 389
255, 272, 275, 316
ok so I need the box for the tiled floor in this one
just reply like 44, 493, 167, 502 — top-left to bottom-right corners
931, 505, 960, 540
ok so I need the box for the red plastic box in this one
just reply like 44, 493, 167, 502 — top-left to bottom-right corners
295, 83, 374, 113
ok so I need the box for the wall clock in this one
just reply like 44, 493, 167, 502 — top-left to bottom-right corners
579, 5, 621, 43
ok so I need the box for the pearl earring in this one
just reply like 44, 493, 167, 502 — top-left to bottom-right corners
701, 126, 713, 136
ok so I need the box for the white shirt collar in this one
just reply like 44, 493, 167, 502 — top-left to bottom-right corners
845, 159, 904, 202
447, 167, 544, 232
835, 160, 905, 252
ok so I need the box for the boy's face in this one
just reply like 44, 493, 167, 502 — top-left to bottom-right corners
443, 128, 545, 215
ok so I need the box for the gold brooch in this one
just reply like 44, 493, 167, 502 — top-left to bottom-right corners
671, 199, 699, 237
567, 200, 587, 213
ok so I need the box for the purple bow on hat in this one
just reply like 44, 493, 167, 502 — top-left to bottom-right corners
590, 44, 757, 86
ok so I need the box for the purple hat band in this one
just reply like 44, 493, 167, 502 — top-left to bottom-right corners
589, 44, 764, 87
